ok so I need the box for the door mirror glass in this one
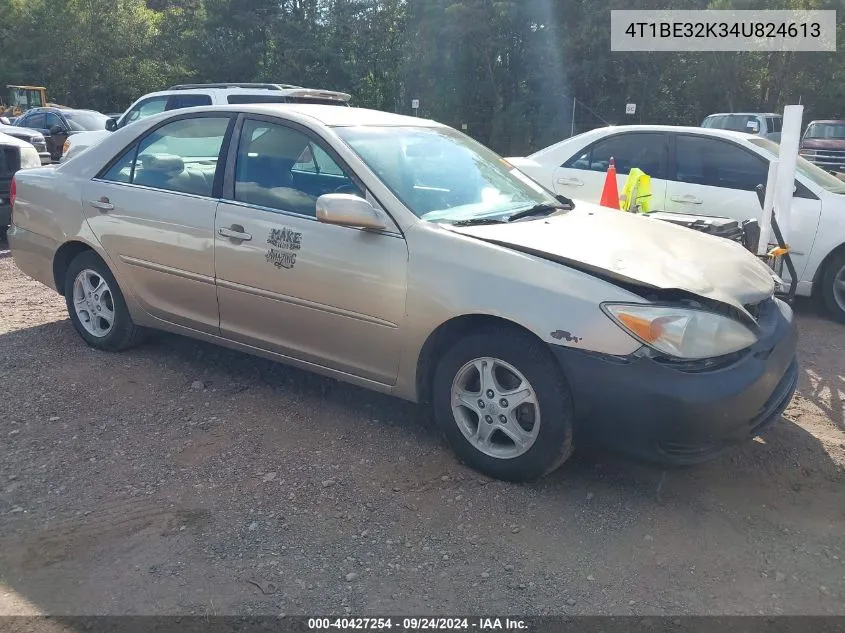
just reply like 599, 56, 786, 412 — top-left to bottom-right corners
48, 124, 65, 136
105, 117, 117, 132
316, 193, 385, 230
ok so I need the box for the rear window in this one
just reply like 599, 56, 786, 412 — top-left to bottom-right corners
702, 114, 760, 132
766, 117, 783, 133
1, 146, 20, 177
165, 94, 213, 110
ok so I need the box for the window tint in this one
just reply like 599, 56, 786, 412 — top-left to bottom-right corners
126, 117, 229, 196
101, 145, 137, 184
24, 113, 46, 129
226, 94, 289, 104
234, 119, 361, 216
121, 96, 168, 128
674, 135, 766, 191
166, 94, 213, 110
766, 117, 783, 133
563, 133, 666, 178
44, 112, 62, 130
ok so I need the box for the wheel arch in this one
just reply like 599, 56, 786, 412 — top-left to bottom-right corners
414, 314, 551, 405
53, 239, 101, 295
811, 241, 845, 296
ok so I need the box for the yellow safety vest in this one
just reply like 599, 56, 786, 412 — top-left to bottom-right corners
620, 168, 652, 213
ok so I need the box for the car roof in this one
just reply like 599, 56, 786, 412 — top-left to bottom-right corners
25, 107, 104, 115
807, 119, 845, 124
162, 103, 444, 128
587, 124, 756, 140
704, 112, 782, 117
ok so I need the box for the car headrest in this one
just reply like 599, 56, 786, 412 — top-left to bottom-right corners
139, 153, 184, 174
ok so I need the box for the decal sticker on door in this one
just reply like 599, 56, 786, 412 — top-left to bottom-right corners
265, 227, 302, 270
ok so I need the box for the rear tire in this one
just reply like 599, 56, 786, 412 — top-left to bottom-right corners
820, 252, 845, 324
64, 250, 146, 351
432, 326, 574, 482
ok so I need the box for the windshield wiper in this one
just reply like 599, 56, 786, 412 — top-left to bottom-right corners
506, 195, 574, 223
449, 217, 507, 226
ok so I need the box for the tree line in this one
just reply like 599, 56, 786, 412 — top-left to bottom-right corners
2, 0, 844, 155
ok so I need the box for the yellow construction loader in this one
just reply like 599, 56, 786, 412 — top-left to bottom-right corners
1, 85, 64, 118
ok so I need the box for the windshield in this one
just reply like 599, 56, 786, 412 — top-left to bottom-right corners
749, 137, 845, 194
804, 122, 845, 140
64, 111, 110, 131
335, 125, 558, 223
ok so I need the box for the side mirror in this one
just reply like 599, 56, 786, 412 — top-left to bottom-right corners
105, 118, 117, 132
316, 193, 386, 230
48, 125, 65, 136
0, 116, 9, 125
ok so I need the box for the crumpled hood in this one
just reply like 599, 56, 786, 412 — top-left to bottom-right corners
448, 202, 775, 313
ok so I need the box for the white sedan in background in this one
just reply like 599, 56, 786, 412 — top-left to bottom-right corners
507, 125, 845, 323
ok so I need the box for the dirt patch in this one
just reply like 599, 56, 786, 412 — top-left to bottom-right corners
0, 238, 843, 616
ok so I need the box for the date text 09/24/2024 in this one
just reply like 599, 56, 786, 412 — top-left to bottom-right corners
307, 618, 528, 630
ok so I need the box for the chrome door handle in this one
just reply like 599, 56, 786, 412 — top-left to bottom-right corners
218, 226, 252, 241
557, 177, 584, 186
89, 197, 114, 211
670, 195, 703, 204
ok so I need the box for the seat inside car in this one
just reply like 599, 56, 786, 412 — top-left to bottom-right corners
135, 153, 213, 197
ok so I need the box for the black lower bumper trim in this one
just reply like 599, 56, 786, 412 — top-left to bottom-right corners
549, 298, 799, 466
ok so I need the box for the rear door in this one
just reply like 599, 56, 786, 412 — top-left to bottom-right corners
83, 113, 235, 332
665, 133, 821, 280
553, 132, 669, 210
213, 115, 409, 384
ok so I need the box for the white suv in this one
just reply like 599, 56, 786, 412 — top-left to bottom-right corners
61, 83, 351, 162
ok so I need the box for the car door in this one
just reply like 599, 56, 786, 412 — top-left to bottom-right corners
83, 113, 235, 332
665, 133, 821, 280
554, 132, 669, 211
214, 115, 409, 384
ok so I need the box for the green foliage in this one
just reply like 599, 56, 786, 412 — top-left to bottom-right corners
2, 0, 844, 153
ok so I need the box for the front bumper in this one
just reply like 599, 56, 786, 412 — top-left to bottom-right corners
549, 297, 798, 466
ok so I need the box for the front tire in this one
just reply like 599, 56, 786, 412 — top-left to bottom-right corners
432, 327, 574, 482
64, 250, 146, 351
821, 252, 845, 324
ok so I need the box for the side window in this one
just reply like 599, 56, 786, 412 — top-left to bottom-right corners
130, 116, 230, 197
674, 136, 767, 191
165, 94, 213, 110
120, 96, 168, 128
44, 112, 62, 130
101, 145, 137, 184
233, 119, 362, 216
563, 133, 666, 178
25, 113, 46, 129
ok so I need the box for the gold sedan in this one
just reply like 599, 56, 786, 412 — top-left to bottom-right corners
9, 104, 797, 481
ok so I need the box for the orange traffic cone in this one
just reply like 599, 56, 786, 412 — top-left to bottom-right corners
599, 157, 620, 209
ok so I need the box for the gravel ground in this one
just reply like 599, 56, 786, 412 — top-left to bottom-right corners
0, 237, 843, 617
